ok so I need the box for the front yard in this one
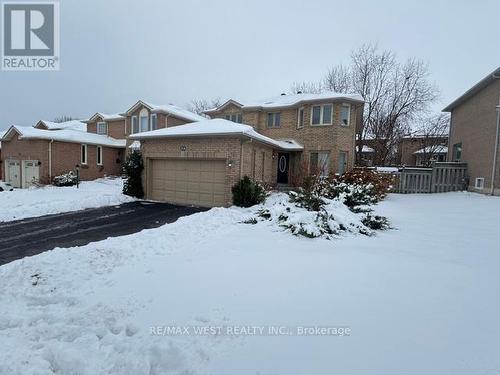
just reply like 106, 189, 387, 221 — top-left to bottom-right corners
0, 192, 499, 374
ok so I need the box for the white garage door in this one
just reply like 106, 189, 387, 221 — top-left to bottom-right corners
23, 160, 40, 188
6, 160, 21, 188
149, 159, 227, 207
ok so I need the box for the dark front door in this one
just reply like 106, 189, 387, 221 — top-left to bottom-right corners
277, 153, 290, 184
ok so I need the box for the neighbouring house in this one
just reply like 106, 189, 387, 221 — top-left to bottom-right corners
129, 119, 303, 207
83, 113, 127, 139
443, 67, 500, 195
205, 92, 364, 179
356, 144, 375, 166
397, 133, 448, 166
0, 123, 125, 188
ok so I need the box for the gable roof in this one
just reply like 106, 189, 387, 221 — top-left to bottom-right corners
205, 92, 364, 114
129, 118, 304, 151
1, 125, 125, 148
122, 100, 206, 122
36, 120, 87, 132
84, 112, 125, 123
443, 67, 500, 112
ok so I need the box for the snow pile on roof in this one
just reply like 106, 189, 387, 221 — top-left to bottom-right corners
356, 145, 375, 153
240, 92, 363, 109
128, 140, 141, 150
0, 178, 135, 222
96, 113, 124, 121
414, 145, 448, 154
4, 125, 126, 148
39, 120, 87, 132
130, 118, 304, 151
142, 101, 207, 122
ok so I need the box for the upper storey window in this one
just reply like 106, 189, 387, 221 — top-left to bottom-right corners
97, 121, 108, 135
225, 113, 243, 123
340, 104, 351, 126
266, 112, 281, 128
311, 104, 332, 125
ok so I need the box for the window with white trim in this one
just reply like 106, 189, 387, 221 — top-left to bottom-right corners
96, 121, 108, 135
311, 104, 333, 125
140, 114, 149, 132
266, 112, 281, 128
81, 144, 87, 165
475, 177, 485, 189
151, 114, 157, 130
340, 103, 351, 126
225, 113, 243, 123
96, 146, 103, 166
131, 116, 139, 134
297, 107, 304, 128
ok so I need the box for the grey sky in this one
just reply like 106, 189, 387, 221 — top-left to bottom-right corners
0, 0, 498, 131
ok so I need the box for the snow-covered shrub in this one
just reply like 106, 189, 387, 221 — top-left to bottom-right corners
232, 176, 266, 207
123, 150, 144, 198
338, 168, 394, 201
362, 214, 391, 230
53, 171, 78, 187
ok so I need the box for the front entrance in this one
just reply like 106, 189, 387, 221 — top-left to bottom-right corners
277, 153, 290, 184
6, 160, 21, 188
23, 160, 40, 188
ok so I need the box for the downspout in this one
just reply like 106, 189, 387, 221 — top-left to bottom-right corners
491, 107, 500, 195
49, 139, 54, 182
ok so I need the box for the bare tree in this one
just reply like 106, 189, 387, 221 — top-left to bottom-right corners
53, 115, 77, 123
289, 81, 323, 94
188, 98, 223, 116
411, 113, 449, 166
323, 43, 439, 165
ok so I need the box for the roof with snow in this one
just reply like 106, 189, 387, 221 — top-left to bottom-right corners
414, 145, 448, 154
206, 92, 364, 113
129, 118, 304, 151
84, 113, 125, 123
1, 125, 126, 148
122, 100, 206, 123
36, 120, 87, 132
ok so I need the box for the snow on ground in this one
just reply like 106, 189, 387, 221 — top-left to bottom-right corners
1, 192, 499, 374
0, 178, 135, 222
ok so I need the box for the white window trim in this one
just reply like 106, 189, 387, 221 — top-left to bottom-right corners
96, 121, 108, 135
150, 114, 157, 130
340, 103, 351, 127
310, 104, 333, 126
96, 146, 103, 166
475, 177, 485, 189
131, 116, 138, 134
139, 114, 149, 133
267, 112, 281, 128
81, 144, 88, 165
297, 107, 304, 129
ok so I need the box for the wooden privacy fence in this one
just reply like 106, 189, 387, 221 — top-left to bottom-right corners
393, 162, 467, 194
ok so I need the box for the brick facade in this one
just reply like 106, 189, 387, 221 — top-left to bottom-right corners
398, 136, 448, 166
87, 117, 127, 139
447, 78, 500, 194
140, 137, 275, 207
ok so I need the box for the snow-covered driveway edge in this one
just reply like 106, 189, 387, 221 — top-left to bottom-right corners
0, 177, 136, 223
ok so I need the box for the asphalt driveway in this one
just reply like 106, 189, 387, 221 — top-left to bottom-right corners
0, 201, 207, 266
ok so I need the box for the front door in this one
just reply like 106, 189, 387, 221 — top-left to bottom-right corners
6, 161, 21, 188
277, 153, 290, 184
338, 151, 348, 175
23, 160, 40, 188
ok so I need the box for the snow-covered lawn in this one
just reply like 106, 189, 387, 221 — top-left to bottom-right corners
1, 192, 499, 374
0, 178, 135, 222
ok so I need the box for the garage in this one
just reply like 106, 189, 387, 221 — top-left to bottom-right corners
6, 160, 21, 188
149, 158, 226, 207
22, 160, 40, 188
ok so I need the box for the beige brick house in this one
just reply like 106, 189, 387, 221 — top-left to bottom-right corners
130, 92, 364, 207
1, 123, 125, 188
443, 67, 500, 195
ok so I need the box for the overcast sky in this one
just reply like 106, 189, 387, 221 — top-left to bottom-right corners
0, 0, 499, 131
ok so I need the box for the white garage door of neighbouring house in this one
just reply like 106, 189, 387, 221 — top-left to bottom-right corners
22, 160, 40, 188
149, 158, 226, 207
6, 160, 21, 188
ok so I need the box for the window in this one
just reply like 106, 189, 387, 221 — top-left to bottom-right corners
311, 104, 333, 125
225, 113, 243, 123
310, 151, 330, 177
97, 121, 108, 135
151, 114, 157, 130
132, 116, 139, 134
475, 177, 485, 189
452, 142, 462, 161
340, 104, 351, 126
97, 146, 103, 165
81, 144, 87, 165
267, 112, 281, 128
140, 115, 149, 132
297, 107, 304, 128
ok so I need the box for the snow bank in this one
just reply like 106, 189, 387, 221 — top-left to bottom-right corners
0, 178, 135, 222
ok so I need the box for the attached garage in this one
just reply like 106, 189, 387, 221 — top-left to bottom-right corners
149, 158, 226, 207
